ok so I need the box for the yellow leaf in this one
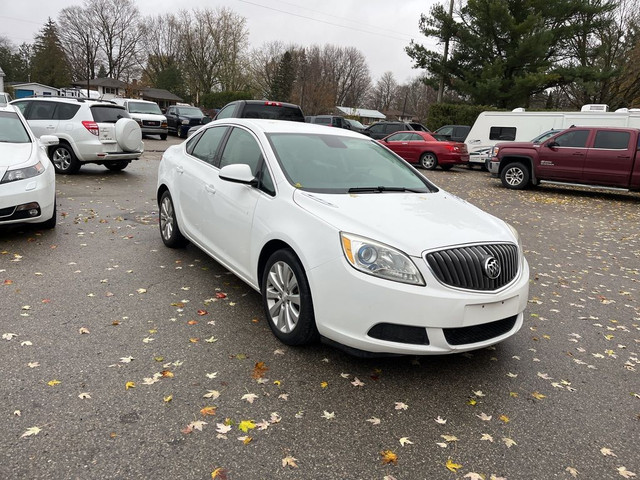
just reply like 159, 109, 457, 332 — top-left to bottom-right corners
320, 381, 328, 389
467, 398, 477, 406
163, 395, 173, 403
189, 338, 199, 343
47, 379, 61, 387
161, 370, 174, 378
282, 455, 298, 468
510, 392, 519, 398
211, 467, 228, 479
125, 381, 135, 390
532, 391, 546, 400
499, 415, 510, 423
446, 458, 462, 472
238, 420, 256, 433
380, 450, 397, 465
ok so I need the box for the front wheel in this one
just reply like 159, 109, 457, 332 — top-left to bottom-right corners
160, 134, 167, 140
261, 249, 319, 346
50, 144, 80, 174
159, 191, 188, 248
39, 199, 56, 229
500, 162, 530, 189
420, 152, 438, 170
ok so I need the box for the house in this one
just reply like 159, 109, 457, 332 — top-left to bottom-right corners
336, 106, 385, 125
139, 87, 183, 110
382, 109, 416, 123
71, 78, 127, 99
9, 82, 59, 98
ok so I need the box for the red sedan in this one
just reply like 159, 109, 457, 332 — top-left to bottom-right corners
378, 131, 469, 170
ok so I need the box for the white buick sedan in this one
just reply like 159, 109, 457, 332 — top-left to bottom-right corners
0, 104, 57, 229
157, 119, 529, 355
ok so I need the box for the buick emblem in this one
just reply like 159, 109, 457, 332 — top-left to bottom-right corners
483, 256, 501, 280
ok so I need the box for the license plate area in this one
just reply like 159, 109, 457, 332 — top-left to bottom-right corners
463, 296, 519, 326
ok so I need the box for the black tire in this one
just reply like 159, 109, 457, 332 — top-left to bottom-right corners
105, 161, 129, 172
176, 126, 183, 138
420, 152, 438, 170
440, 164, 453, 171
500, 162, 530, 190
261, 249, 319, 346
160, 134, 167, 140
39, 199, 56, 229
158, 191, 188, 248
50, 144, 80, 174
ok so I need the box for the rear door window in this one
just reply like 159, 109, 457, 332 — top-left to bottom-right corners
30, 102, 57, 120
55, 103, 81, 120
593, 131, 630, 150
91, 105, 130, 123
385, 124, 403, 135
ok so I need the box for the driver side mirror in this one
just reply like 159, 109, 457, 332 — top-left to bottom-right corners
546, 141, 559, 148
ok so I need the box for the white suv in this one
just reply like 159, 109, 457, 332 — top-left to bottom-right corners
113, 98, 168, 140
11, 97, 144, 174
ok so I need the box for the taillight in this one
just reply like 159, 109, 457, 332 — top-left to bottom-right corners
264, 101, 282, 106
82, 121, 99, 136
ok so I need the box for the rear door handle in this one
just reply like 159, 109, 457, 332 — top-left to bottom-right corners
205, 184, 216, 194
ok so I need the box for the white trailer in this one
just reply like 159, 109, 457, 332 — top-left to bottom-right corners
465, 105, 640, 166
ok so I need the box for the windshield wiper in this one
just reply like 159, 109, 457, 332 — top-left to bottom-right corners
347, 186, 424, 193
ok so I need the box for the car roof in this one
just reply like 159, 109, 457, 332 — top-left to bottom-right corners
206, 118, 367, 138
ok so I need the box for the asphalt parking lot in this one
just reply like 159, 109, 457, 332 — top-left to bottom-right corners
1, 135, 638, 480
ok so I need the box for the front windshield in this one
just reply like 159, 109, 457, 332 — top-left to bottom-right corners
531, 130, 561, 144
267, 133, 435, 194
0, 112, 31, 143
180, 107, 204, 117
346, 119, 365, 129
128, 102, 162, 115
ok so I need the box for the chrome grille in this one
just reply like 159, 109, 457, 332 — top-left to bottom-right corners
425, 243, 519, 291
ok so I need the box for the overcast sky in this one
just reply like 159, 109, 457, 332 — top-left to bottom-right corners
1, 0, 441, 83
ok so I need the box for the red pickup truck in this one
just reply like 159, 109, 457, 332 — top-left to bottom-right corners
488, 126, 640, 192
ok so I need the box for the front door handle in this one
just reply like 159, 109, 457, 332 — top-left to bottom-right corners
205, 184, 216, 194
176, 166, 184, 174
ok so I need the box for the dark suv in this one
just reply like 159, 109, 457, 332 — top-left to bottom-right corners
363, 121, 430, 139
165, 105, 209, 138
215, 100, 304, 122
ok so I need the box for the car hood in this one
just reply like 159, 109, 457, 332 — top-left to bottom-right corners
130, 113, 166, 121
292, 189, 515, 256
0, 143, 35, 168
496, 141, 536, 149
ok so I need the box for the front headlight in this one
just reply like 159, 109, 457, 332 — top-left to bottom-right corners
1, 161, 45, 184
340, 232, 425, 286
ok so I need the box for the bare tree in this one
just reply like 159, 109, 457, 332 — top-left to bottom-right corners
249, 41, 289, 99
58, 5, 100, 82
88, 0, 144, 80
212, 8, 249, 91
140, 13, 184, 85
369, 72, 399, 111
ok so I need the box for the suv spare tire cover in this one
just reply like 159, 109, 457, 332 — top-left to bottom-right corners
115, 118, 142, 152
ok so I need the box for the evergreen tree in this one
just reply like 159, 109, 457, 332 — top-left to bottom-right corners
270, 51, 296, 102
406, 0, 614, 108
31, 19, 71, 87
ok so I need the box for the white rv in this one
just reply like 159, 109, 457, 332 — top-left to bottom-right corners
465, 105, 640, 166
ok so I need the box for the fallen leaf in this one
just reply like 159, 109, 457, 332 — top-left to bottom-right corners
200, 406, 217, 416
204, 390, 220, 399
367, 417, 381, 425
322, 411, 335, 420
446, 458, 462, 473
399, 437, 413, 446
395, 402, 408, 410
566, 467, 579, 478
238, 420, 256, 433
242, 393, 258, 404
499, 415, 510, 423
252, 362, 269, 379
189, 420, 207, 431
435, 416, 447, 424
163, 395, 172, 403
125, 381, 135, 390
21, 426, 41, 438
216, 423, 232, 434
441, 434, 459, 442
503, 437, 517, 448
476, 412, 492, 421
282, 455, 298, 468
47, 379, 61, 387
617, 467, 636, 478
320, 381, 328, 389
78, 392, 91, 399
601, 447, 617, 457
532, 391, 546, 400
78, 327, 90, 334
211, 467, 228, 479
120, 356, 134, 363
481, 433, 494, 442
380, 450, 398, 465
465, 473, 484, 480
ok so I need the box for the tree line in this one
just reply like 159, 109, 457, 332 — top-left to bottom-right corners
1, 0, 639, 124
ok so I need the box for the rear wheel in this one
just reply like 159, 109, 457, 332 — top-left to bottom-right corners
159, 191, 187, 248
160, 134, 167, 140
500, 162, 530, 189
420, 152, 437, 170
50, 144, 80, 174
105, 161, 129, 172
261, 249, 319, 346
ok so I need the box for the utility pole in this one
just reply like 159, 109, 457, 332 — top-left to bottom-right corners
437, 0, 455, 103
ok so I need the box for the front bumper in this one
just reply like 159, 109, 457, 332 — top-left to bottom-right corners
487, 158, 500, 175
308, 252, 529, 355
141, 126, 168, 136
0, 167, 55, 225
